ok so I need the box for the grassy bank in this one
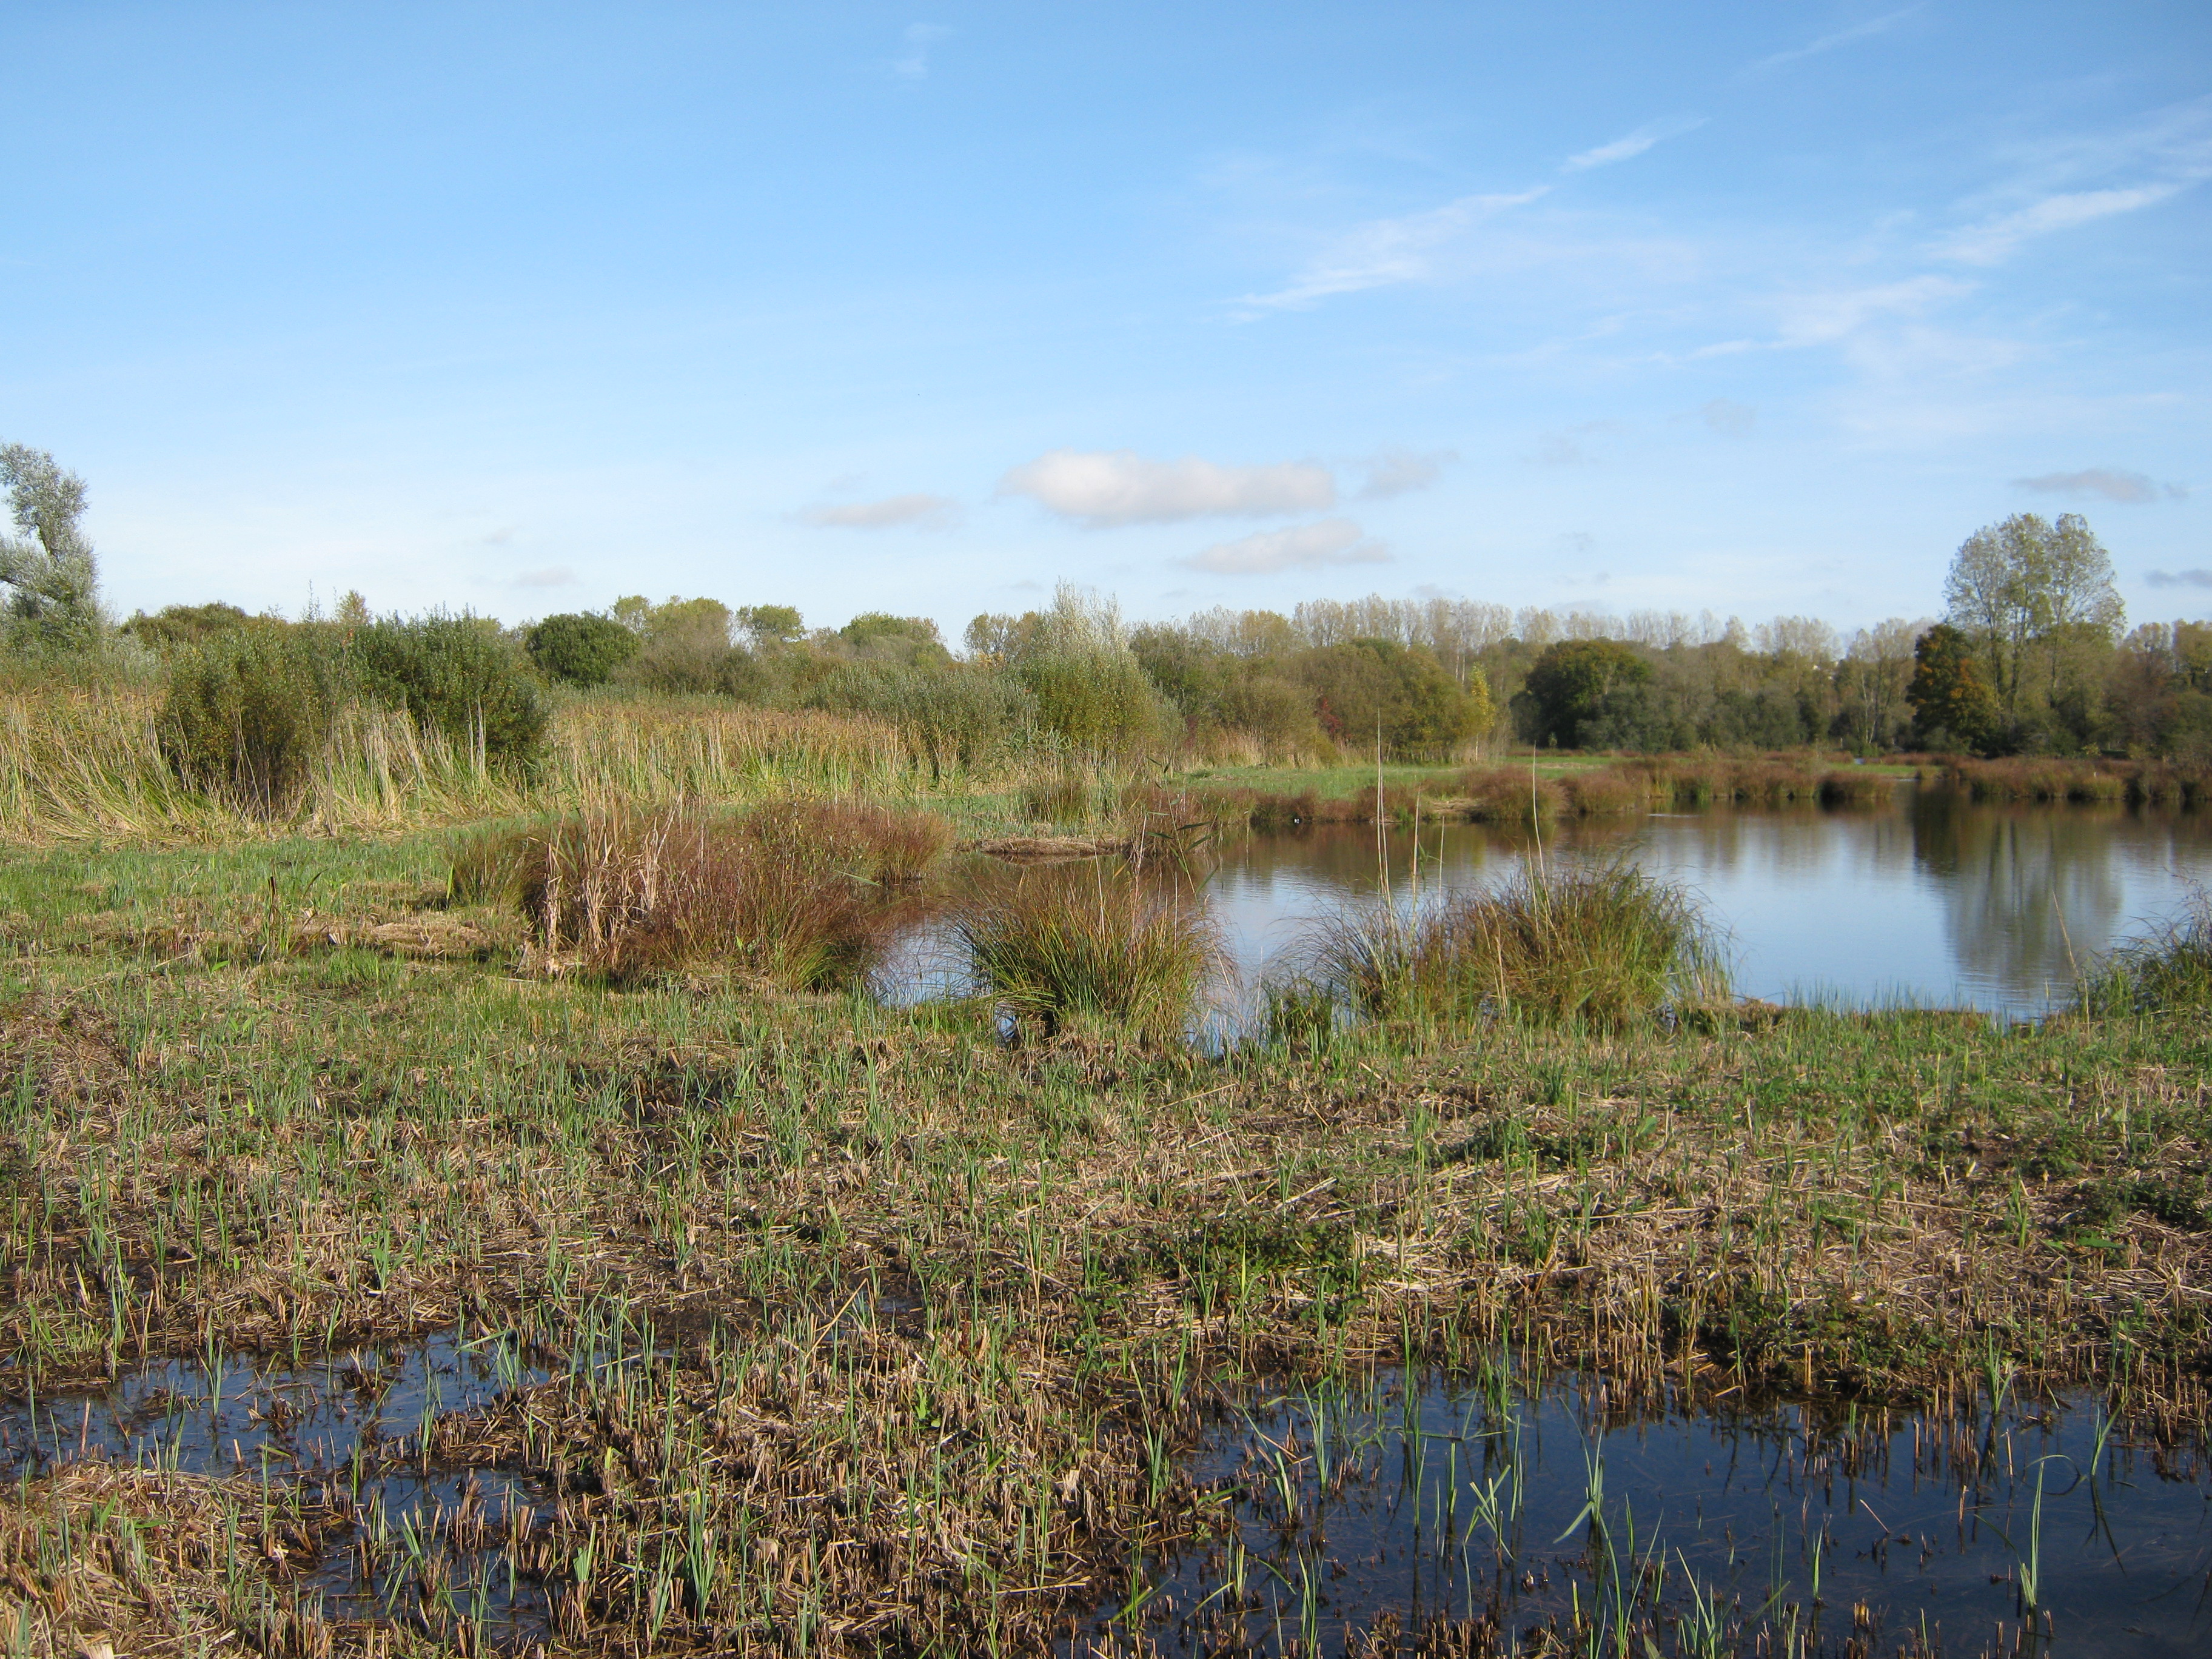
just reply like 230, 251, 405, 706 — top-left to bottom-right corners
2, 826, 2210, 1653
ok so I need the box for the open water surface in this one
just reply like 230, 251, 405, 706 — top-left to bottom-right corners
1202, 788, 2212, 1019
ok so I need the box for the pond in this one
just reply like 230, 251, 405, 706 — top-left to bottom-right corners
1082, 1368, 2212, 1657
1204, 788, 2212, 1017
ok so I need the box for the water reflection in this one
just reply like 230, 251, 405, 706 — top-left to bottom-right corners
1204, 790, 2212, 1015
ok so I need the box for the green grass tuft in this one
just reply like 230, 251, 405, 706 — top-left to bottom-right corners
1298, 860, 1729, 1030
951, 858, 1221, 1041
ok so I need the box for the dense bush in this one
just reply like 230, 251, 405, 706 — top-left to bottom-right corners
1517, 639, 1656, 749
156, 625, 341, 814
1299, 638, 1484, 759
124, 602, 256, 654
805, 660, 1036, 780
349, 613, 548, 765
526, 611, 638, 685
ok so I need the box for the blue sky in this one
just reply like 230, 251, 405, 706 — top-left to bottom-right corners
4, 2, 2207, 638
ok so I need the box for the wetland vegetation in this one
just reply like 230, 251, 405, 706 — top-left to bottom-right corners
2, 457, 2211, 1654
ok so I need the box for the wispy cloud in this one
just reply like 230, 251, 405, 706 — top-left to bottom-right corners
2146, 568, 2212, 589
1357, 448, 1455, 500
511, 566, 575, 589
1741, 6, 1922, 77
1183, 518, 1388, 575
1932, 98, 2212, 264
1238, 188, 1548, 311
1000, 449, 1334, 526
2015, 468, 2183, 504
1563, 116, 1706, 173
1936, 183, 2189, 264
799, 492, 962, 529
893, 22, 948, 80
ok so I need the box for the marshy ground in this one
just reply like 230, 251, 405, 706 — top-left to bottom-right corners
3, 817, 2210, 1656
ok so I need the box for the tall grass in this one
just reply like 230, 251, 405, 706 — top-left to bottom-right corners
1456, 767, 1567, 824
1299, 861, 1729, 1030
0, 685, 927, 842
2074, 894, 2212, 1015
506, 802, 904, 987
950, 859, 1222, 1040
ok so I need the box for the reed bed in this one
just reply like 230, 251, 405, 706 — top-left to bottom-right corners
498, 800, 930, 986
0, 685, 926, 844
1934, 756, 2211, 806
1299, 862, 1729, 1030
950, 857, 1222, 1040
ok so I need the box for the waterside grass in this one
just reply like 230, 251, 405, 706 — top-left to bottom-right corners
1298, 862, 1731, 1030
950, 856, 1222, 1041
2074, 893, 2212, 1015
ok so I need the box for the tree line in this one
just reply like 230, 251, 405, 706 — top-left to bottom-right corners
5, 439, 2208, 766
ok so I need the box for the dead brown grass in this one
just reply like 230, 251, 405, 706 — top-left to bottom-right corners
515, 803, 897, 987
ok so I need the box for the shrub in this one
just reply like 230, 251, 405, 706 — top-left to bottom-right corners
512, 803, 891, 987
349, 613, 548, 766
951, 860, 1222, 1041
526, 612, 638, 686
156, 625, 341, 815
1299, 862, 1728, 1030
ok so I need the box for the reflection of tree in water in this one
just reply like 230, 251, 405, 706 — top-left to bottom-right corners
1911, 791, 2126, 996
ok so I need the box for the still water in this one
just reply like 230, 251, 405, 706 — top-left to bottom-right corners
1206, 788, 2212, 1016
1081, 1370, 2212, 1658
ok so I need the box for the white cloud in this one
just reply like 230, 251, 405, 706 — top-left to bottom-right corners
2014, 468, 2180, 504
511, 566, 575, 588
894, 23, 948, 79
1358, 448, 1454, 499
1701, 398, 1756, 437
999, 449, 1335, 526
1238, 189, 1549, 310
1741, 6, 1922, 77
1934, 183, 2189, 265
2146, 568, 2212, 589
799, 492, 962, 529
1183, 518, 1389, 575
1563, 116, 1706, 173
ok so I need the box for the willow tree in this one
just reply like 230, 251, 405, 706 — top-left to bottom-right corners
1942, 513, 2123, 732
0, 444, 104, 651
